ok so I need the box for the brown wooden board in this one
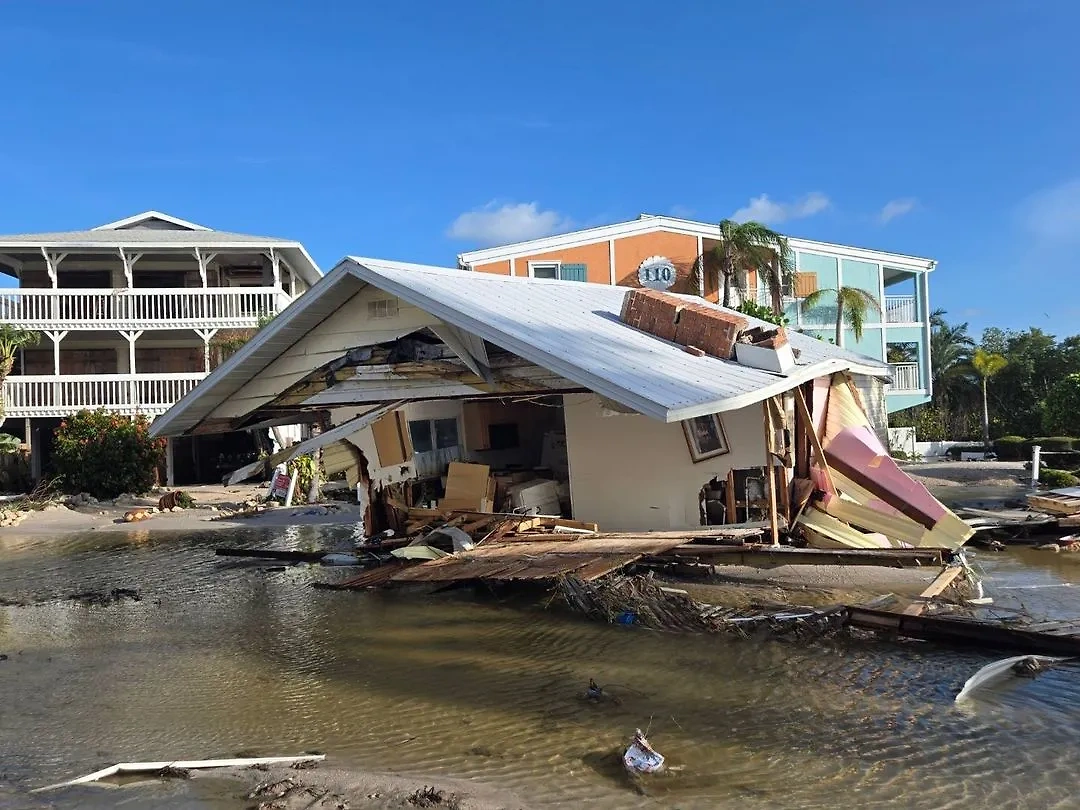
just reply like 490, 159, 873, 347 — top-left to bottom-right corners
386, 536, 688, 584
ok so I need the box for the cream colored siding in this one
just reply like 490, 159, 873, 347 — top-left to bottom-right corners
208, 286, 441, 419
563, 393, 767, 531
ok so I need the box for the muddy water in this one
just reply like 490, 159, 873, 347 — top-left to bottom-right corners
3, 527, 1080, 809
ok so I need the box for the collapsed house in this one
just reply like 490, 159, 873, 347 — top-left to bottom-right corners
151, 258, 972, 551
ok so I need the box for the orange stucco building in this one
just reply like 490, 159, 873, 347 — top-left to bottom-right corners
459, 215, 724, 300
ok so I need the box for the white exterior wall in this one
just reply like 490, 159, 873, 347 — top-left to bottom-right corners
562, 393, 766, 532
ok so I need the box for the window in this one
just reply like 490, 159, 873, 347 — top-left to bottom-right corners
529, 261, 560, 280
408, 418, 460, 454
528, 262, 588, 282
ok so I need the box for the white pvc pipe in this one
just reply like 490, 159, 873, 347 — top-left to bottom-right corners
1032, 445, 1042, 487
32, 754, 325, 793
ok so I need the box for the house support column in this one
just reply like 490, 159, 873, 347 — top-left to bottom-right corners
194, 248, 217, 288
195, 328, 218, 373
45, 330, 67, 411
41, 250, 67, 322
266, 248, 281, 288
165, 437, 175, 487
118, 248, 143, 288
763, 400, 780, 546
120, 330, 143, 407
29, 421, 42, 482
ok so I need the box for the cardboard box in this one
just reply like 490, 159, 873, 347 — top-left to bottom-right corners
439, 461, 492, 512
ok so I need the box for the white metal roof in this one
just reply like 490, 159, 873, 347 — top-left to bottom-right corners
457, 213, 936, 272
342, 258, 889, 422
152, 256, 889, 437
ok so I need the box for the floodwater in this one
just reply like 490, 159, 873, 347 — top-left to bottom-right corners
2, 526, 1080, 809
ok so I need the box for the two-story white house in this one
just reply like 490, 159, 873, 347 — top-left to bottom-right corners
0, 211, 320, 483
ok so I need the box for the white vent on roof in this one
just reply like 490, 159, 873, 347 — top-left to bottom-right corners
368, 299, 399, 319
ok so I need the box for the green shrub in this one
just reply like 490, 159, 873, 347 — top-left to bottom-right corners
993, 436, 1027, 460
53, 410, 165, 499
1040, 468, 1079, 488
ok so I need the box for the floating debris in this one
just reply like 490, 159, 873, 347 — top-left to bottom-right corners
955, 655, 1072, 702
623, 730, 664, 776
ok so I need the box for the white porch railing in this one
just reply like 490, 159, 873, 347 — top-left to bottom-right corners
0, 287, 291, 330
884, 295, 917, 323
2, 373, 207, 419
888, 362, 921, 391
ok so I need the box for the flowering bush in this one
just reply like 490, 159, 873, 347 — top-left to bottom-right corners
53, 410, 166, 499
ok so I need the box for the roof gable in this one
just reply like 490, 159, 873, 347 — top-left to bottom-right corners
93, 211, 211, 232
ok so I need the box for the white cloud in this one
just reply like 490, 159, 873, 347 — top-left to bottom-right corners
879, 197, 917, 224
1019, 179, 1080, 242
447, 201, 571, 245
731, 192, 830, 224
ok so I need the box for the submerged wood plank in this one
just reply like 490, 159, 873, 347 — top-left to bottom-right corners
846, 607, 1080, 656
665, 544, 944, 568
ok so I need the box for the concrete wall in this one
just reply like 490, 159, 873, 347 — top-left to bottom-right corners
562, 393, 766, 531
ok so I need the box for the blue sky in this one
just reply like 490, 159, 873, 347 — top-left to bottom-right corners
1, 0, 1076, 337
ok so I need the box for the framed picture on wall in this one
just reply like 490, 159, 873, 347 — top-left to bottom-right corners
682, 414, 730, 463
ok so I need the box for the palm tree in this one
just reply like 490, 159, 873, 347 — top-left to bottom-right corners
691, 220, 793, 313
0, 325, 40, 429
972, 348, 1007, 447
801, 286, 881, 346
928, 308, 976, 411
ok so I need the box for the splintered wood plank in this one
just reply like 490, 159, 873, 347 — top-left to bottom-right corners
902, 565, 965, 616
572, 553, 644, 581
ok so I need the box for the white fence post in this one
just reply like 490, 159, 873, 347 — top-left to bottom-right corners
1032, 445, 1041, 488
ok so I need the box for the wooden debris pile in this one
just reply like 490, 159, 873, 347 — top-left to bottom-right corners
556, 572, 848, 638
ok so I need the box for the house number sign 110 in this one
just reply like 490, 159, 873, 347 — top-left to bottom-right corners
638, 256, 677, 290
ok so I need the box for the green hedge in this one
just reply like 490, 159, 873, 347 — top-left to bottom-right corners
993, 436, 1027, 460
1025, 437, 1078, 453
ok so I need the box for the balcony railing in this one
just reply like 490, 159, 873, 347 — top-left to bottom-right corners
888, 362, 921, 391
0, 287, 291, 330
884, 295, 917, 323
3, 373, 207, 419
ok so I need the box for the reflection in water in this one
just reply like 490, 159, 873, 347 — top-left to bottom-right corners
2, 528, 1080, 809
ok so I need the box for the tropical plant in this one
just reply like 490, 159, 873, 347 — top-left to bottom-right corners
972, 348, 1008, 447
735, 299, 788, 327
52, 410, 166, 499
690, 220, 793, 313
0, 326, 40, 428
0, 433, 20, 454
801, 286, 881, 344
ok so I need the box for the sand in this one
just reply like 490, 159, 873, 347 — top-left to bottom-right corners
0, 482, 368, 540
900, 459, 1028, 489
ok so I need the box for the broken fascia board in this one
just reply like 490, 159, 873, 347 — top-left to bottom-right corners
286, 402, 406, 463
342, 260, 885, 423
430, 322, 493, 382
